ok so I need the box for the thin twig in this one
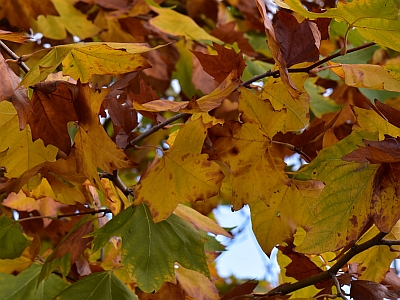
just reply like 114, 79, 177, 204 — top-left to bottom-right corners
241, 42, 376, 87
0, 40, 30, 73
17, 208, 112, 222
330, 271, 348, 299
259, 231, 388, 297
130, 112, 189, 145
272, 140, 312, 163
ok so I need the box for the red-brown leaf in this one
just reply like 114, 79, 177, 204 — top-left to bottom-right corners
350, 280, 400, 300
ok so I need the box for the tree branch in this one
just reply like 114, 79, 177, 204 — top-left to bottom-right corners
17, 208, 112, 222
100, 170, 134, 197
241, 42, 376, 87
130, 112, 189, 146
260, 231, 388, 298
0, 40, 30, 74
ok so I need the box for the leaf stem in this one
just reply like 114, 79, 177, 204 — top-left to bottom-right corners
0, 40, 30, 73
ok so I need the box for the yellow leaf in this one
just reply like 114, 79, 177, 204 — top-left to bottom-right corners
34, 15, 67, 40
134, 116, 224, 222
196, 70, 240, 112
74, 85, 134, 190
250, 180, 323, 256
175, 264, 219, 300
101, 178, 131, 215
173, 204, 232, 238
354, 106, 400, 140
0, 30, 29, 43
133, 99, 189, 112
50, 0, 100, 39
238, 87, 287, 137
148, 4, 222, 44
260, 73, 310, 132
0, 256, 33, 274
329, 63, 400, 92
2, 191, 39, 212
209, 121, 289, 210
0, 102, 58, 178
62, 44, 151, 83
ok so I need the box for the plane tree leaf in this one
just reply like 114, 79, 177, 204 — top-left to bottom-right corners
208, 120, 289, 210
294, 130, 381, 254
90, 203, 209, 293
0, 216, 30, 259
55, 270, 138, 300
0, 263, 69, 300
21, 43, 159, 87
147, 2, 222, 44
134, 116, 224, 222
0, 101, 58, 178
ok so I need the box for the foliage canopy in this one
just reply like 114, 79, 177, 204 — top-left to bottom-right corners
1, 0, 400, 299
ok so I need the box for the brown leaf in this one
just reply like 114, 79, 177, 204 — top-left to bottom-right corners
350, 280, 400, 300
274, 11, 321, 67
343, 137, 400, 164
375, 100, 400, 128
220, 280, 258, 300
277, 245, 327, 289
0, 30, 29, 43
27, 81, 79, 154
106, 93, 138, 137
211, 21, 257, 57
191, 43, 246, 84
48, 220, 94, 265
138, 282, 185, 300
128, 78, 160, 121
382, 268, 400, 290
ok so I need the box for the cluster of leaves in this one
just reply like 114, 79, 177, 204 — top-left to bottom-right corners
1, 0, 400, 299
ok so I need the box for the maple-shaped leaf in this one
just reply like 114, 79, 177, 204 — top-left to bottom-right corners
276, 0, 400, 52
175, 264, 219, 300
73, 84, 134, 189
55, 270, 138, 300
20, 43, 160, 87
134, 116, 224, 222
0, 263, 69, 300
353, 106, 400, 141
294, 130, 381, 254
192, 43, 246, 84
208, 121, 289, 210
38, 217, 93, 284
90, 203, 209, 292
260, 73, 310, 133
0, 102, 58, 178
147, 1, 222, 44
350, 280, 400, 300
0, 53, 30, 129
0, 216, 30, 259
27, 81, 78, 155
250, 179, 324, 256
274, 11, 321, 68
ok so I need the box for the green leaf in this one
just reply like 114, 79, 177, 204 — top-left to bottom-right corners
0, 263, 69, 300
0, 216, 30, 259
294, 130, 380, 254
91, 203, 209, 293
55, 271, 138, 300
172, 40, 197, 98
